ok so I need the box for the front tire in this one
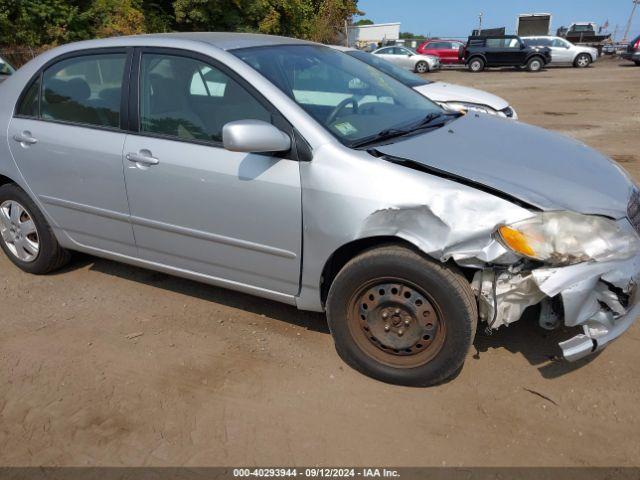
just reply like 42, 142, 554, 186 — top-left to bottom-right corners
526, 57, 544, 72
468, 57, 485, 72
326, 245, 477, 387
574, 53, 591, 68
415, 61, 429, 74
635, 61, 640, 66
0, 184, 70, 274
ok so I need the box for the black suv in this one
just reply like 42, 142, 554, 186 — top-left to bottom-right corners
621, 34, 640, 66
459, 35, 552, 72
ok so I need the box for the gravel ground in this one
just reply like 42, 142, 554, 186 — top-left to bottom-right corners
1, 57, 639, 467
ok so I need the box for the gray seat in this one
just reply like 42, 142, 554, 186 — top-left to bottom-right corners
145, 75, 208, 140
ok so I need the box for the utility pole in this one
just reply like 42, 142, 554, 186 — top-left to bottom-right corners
623, 0, 640, 43
478, 12, 484, 35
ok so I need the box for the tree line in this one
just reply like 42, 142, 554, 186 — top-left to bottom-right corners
0, 0, 361, 48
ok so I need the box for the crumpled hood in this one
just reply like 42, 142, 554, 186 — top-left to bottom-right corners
376, 113, 634, 218
414, 82, 510, 111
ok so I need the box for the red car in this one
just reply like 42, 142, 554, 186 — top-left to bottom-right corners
416, 39, 465, 64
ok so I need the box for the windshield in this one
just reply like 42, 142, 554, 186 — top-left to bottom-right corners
0, 57, 15, 76
346, 50, 430, 88
232, 45, 442, 146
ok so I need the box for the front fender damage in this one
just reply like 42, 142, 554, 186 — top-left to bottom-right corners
361, 204, 640, 362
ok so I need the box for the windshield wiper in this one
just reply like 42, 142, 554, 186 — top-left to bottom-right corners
350, 112, 460, 149
350, 127, 414, 148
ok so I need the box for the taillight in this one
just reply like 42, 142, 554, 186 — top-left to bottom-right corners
635, 38, 640, 49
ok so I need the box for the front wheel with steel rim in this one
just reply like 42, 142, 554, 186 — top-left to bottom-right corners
415, 61, 429, 74
0, 184, 70, 274
326, 245, 477, 386
574, 53, 591, 68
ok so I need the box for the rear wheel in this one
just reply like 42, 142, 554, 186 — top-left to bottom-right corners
415, 61, 429, 74
468, 57, 485, 72
574, 53, 591, 68
635, 61, 640, 66
326, 245, 477, 387
526, 56, 543, 72
0, 184, 70, 274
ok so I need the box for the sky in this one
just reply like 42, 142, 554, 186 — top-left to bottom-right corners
356, 0, 640, 41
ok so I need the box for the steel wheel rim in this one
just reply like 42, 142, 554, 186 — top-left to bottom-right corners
531, 60, 541, 71
0, 200, 40, 263
347, 278, 446, 368
471, 61, 481, 71
416, 62, 428, 73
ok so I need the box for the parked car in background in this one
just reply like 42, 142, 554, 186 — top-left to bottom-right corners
416, 39, 465, 64
621, 34, 640, 66
0, 56, 15, 83
333, 46, 517, 119
460, 35, 552, 72
372, 45, 440, 73
522, 36, 598, 67
1, 33, 638, 387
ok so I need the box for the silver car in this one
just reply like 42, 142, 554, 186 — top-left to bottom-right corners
1, 33, 638, 386
0, 55, 15, 83
522, 36, 599, 68
372, 45, 440, 73
333, 46, 517, 119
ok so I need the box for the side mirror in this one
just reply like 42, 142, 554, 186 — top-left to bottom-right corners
222, 120, 291, 153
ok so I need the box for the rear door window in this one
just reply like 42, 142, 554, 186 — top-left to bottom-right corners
41, 53, 126, 128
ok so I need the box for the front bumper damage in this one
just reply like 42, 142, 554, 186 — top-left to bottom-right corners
472, 248, 640, 362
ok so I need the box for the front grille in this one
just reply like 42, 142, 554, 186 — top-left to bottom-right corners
627, 189, 640, 236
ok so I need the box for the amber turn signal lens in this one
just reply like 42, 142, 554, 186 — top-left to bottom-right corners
498, 226, 536, 257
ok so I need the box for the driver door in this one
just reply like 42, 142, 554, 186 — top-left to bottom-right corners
122, 50, 302, 295
550, 38, 573, 63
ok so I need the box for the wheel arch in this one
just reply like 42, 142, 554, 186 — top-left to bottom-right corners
0, 173, 18, 188
526, 53, 546, 64
319, 235, 476, 307
466, 54, 486, 65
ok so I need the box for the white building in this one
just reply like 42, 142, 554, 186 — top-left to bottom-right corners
347, 22, 401, 47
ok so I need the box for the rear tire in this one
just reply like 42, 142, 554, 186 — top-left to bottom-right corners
574, 53, 591, 68
0, 184, 70, 274
635, 61, 640, 66
326, 245, 477, 387
526, 56, 543, 72
468, 57, 485, 72
415, 61, 429, 74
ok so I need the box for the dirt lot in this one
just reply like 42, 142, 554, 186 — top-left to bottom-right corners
1, 58, 639, 467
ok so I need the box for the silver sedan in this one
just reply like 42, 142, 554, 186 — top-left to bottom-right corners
0, 33, 638, 386
372, 45, 440, 73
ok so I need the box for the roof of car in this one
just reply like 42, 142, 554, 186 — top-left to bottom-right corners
61, 32, 317, 52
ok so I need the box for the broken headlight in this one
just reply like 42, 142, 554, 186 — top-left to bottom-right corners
497, 211, 640, 266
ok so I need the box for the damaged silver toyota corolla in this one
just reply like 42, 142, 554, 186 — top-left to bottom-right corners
0, 33, 638, 386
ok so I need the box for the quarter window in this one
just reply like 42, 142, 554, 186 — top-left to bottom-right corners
140, 54, 271, 142
41, 53, 126, 128
16, 76, 41, 117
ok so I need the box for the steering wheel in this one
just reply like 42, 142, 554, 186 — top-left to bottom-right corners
327, 97, 359, 125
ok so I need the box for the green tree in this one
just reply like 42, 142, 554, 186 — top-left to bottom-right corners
0, 0, 361, 48
0, 0, 85, 47
355, 18, 373, 26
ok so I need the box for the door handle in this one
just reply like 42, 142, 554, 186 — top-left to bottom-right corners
13, 131, 38, 145
126, 150, 159, 166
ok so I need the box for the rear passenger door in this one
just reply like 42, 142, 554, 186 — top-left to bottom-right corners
8, 49, 136, 256
121, 49, 302, 296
